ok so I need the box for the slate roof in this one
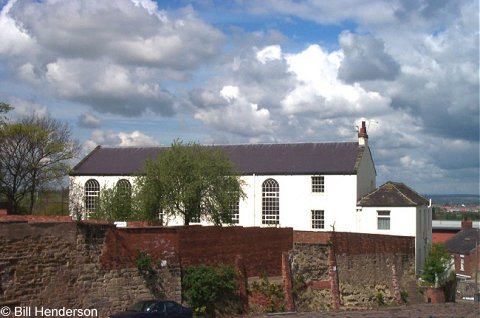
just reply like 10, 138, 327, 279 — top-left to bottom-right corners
357, 181, 429, 207
444, 228, 480, 254
70, 142, 367, 176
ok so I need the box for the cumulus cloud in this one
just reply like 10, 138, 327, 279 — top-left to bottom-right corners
0, 0, 478, 194
0, 0, 223, 116
338, 31, 400, 82
7, 97, 49, 119
86, 129, 160, 149
281, 44, 391, 117
44, 59, 175, 116
78, 113, 101, 129
256, 45, 282, 64
194, 86, 274, 137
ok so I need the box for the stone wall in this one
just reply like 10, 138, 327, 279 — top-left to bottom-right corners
291, 231, 418, 311
1, 220, 421, 315
0, 221, 293, 317
0, 222, 180, 318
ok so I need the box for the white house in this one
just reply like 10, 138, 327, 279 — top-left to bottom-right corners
356, 181, 432, 273
69, 122, 431, 254
70, 122, 376, 230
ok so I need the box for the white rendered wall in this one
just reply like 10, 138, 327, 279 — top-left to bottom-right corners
238, 174, 358, 231
70, 174, 360, 231
356, 148, 376, 200
357, 206, 417, 236
69, 175, 137, 219
357, 205, 431, 274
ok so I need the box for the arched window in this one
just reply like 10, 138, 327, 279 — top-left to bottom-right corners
84, 179, 100, 214
116, 179, 132, 198
262, 178, 279, 225
116, 179, 132, 213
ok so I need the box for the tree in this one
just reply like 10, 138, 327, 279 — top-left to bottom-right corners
90, 183, 135, 221
422, 243, 452, 287
0, 115, 79, 213
135, 140, 245, 225
0, 102, 13, 127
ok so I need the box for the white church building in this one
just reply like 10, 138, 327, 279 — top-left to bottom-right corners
69, 121, 432, 269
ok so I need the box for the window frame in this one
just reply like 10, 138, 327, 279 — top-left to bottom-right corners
311, 210, 325, 229
311, 176, 325, 193
230, 198, 240, 224
262, 178, 280, 225
84, 179, 100, 214
377, 210, 391, 230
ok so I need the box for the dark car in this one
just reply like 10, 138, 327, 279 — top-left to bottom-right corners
108, 300, 193, 318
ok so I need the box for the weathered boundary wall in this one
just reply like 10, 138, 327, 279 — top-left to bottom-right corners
0, 222, 158, 318
0, 221, 293, 317
101, 225, 293, 277
292, 231, 418, 311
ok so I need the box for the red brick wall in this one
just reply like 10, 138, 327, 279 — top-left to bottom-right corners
432, 230, 457, 244
294, 231, 331, 244
99, 225, 293, 277
294, 231, 415, 255
0, 214, 72, 222
451, 247, 480, 279
177, 226, 293, 277
100, 227, 180, 269
333, 232, 415, 255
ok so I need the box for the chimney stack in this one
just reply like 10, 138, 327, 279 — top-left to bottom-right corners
461, 217, 472, 230
358, 121, 368, 146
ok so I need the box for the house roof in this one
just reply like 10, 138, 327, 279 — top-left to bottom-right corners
357, 181, 429, 207
70, 142, 367, 176
444, 228, 480, 254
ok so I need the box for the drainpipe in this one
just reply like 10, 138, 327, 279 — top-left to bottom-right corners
253, 174, 256, 226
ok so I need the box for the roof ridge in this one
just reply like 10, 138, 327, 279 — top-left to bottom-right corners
98, 141, 358, 149
71, 145, 102, 171
389, 182, 417, 205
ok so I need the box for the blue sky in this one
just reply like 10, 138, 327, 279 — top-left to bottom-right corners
0, 0, 478, 195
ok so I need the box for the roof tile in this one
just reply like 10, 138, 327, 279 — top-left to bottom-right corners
70, 142, 363, 176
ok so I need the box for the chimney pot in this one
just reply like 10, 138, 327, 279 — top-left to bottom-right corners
358, 120, 368, 146
461, 218, 472, 230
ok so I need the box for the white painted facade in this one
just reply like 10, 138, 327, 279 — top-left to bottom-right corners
356, 205, 432, 273
69, 172, 373, 232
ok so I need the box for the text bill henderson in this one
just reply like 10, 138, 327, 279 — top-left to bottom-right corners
14, 306, 98, 317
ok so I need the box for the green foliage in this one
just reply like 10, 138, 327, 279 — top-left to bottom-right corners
422, 244, 451, 286
400, 290, 408, 303
90, 184, 135, 221
135, 140, 245, 225
136, 250, 153, 273
250, 274, 285, 313
376, 292, 385, 306
432, 208, 479, 220
135, 251, 166, 298
0, 115, 79, 214
182, 265, 240, 317
292, 274, 307, 299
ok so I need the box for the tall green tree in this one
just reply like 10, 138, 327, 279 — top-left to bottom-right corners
90, 183, 134, 221
0, 114, 79, 213
135, 140, 245, 225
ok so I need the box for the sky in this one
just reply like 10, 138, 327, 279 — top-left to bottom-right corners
0, 0, 478, 195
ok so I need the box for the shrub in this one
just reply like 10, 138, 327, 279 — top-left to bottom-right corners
249, 274, 285, 313
422, 244, 451, 286
376, 292, 385, 306
400, 290, 408, 303
182, 265, 240, 317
